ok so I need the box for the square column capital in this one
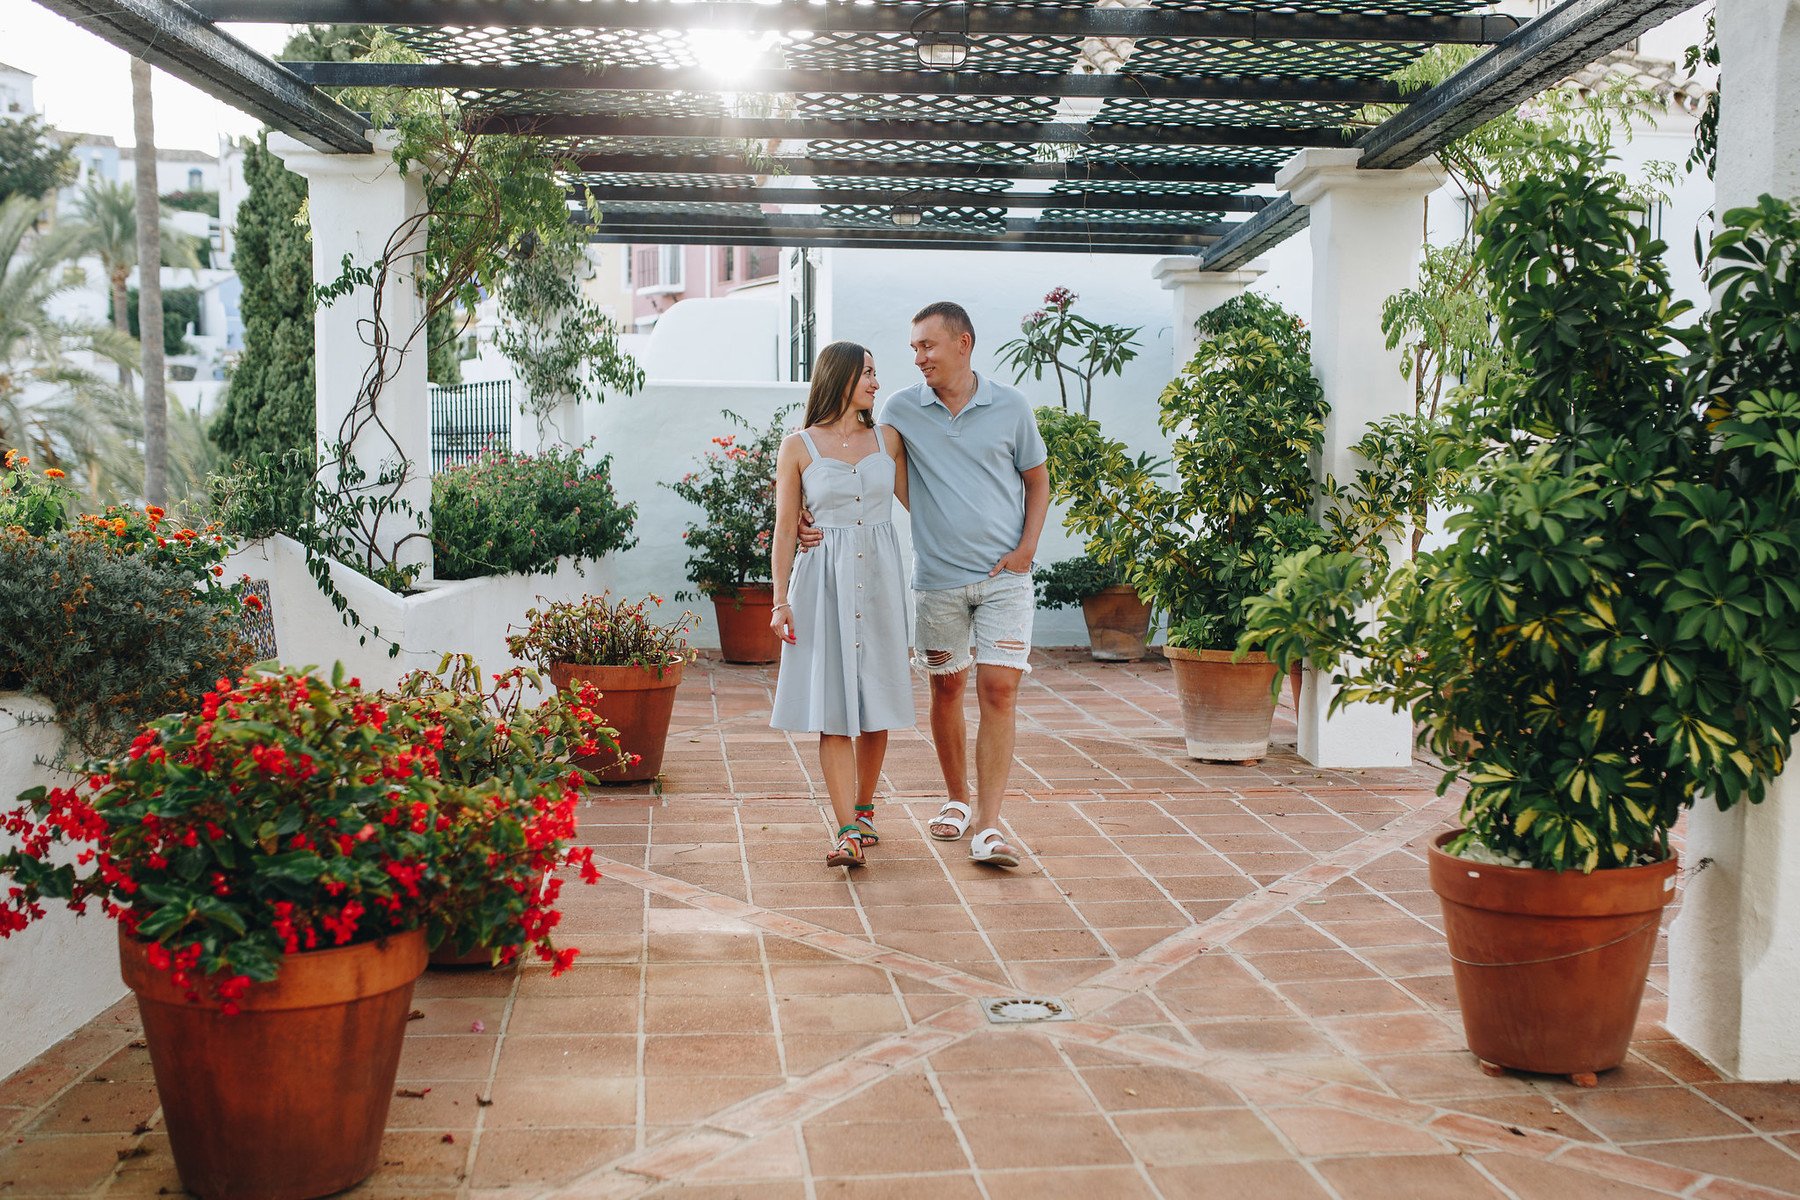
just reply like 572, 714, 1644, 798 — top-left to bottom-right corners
1150, 256, 1264, 292
268, 130, 411, 186
1275, 147, 1445, 208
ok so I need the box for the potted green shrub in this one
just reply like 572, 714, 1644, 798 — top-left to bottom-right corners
0, 663, 599, 1200
430, 442, 637, 581
392, 653, 623, 965
666, 406, 794, 663
1241, 145, 1800, 1084
1040, 295, 1331, 762
1033, 554, 1153, 661
506, 592, 698, 783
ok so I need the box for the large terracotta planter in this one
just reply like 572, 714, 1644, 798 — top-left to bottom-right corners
1427, 830, 1678, 1084
1080, 586, 1153, 661
1162, 646, 1280, 763
549, 659, 683, 782
120, 927, 427, 1200
711, 584, 782, 664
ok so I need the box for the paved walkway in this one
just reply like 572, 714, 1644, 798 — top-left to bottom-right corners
4, 652, 1799, 1200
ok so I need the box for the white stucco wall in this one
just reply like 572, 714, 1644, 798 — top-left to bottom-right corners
0, 696, 128, 1081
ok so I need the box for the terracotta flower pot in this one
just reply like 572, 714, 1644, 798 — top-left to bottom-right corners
549, 659, 684, 782
119, 927, 427, 1200
711, 584, 782, 664
1080, 586, 1153, 661
1162, 646, 1280, 763
1427, 830, 1678, 1084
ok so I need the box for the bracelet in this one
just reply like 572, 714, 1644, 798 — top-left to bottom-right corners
773, 602, 792, 610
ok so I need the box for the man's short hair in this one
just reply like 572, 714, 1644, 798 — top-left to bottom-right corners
912, 300, 976, 349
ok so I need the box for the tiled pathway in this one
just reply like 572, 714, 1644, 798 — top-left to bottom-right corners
5, 651, 1799, 1200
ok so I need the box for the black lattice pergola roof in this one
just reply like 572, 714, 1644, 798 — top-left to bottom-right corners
39, 0, 1705, 261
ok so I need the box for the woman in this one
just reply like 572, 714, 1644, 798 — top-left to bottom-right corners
769, 341, 913, 868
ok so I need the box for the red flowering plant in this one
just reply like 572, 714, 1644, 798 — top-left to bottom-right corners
387, 653, 620, 961
0, 663, 601, 1005
662, 405, 796, 598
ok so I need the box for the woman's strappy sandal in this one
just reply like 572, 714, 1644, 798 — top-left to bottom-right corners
826, 824, 866, 868
853, 804, 879, 846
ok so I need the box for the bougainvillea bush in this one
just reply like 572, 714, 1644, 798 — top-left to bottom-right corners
506, 592, 698, 675
0, 664, 607, 1002
431, 443, 637, 581
0, 452, 253, 757
664, 406, 794, 597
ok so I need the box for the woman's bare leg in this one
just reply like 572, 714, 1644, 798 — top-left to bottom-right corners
818, 734, 859, 833
854, 730, 889, 811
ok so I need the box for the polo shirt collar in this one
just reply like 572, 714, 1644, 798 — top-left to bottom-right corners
921, 371, 992, 408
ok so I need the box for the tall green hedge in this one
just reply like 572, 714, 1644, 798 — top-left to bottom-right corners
210, 137, 314, 463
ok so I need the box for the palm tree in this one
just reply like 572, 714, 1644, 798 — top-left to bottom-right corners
69, 176, 201, 387
132, 57, 166, 506
0, 192, 141, 504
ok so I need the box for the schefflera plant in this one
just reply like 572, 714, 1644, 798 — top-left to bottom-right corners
1242, 138, 1800, 873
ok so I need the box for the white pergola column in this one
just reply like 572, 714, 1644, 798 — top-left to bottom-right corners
1667, 0, 1800, 1081
1276, 147, 1443, 769
269, 132, 433, 582
1150, 257, 1265, 372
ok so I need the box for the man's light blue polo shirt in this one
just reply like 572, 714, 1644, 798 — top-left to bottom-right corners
879, 372, 1048, 592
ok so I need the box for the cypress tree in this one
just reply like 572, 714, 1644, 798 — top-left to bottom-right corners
211, 137, 315, 461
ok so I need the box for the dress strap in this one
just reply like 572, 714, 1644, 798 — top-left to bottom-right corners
797, 429, 821, 461
874, 423, 899, 460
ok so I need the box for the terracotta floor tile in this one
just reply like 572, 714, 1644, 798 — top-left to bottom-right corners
1632, 1136, 1800, 1192
781, 1032, 891, 1076
1159, 985, 1284, 1021
1699, 1083, 1800, 1134
0, 1133, 138, 1193
770, 964, 893, 995
980, 1165, 1159, 1199
24, 1081, 160, 1135
810, 1073, 944, 1124
645, 993, 774, 1035
1317, 1012, 1465, 1056
467, 1127, 634, 1188
1278, 978, 1424, 1018
1150, 1160, 1333, 1199
365, 1128, 467, 1189
936, 1069, 1097, 1117
645, 1033, 781, 1078
801, 1119, 969, 1176
1565, 1086, 1757, 1143
502, 995, 638, 1035
958, 1113, 1131, 1170
1265, 1106, 1446, 1157
1473, 1153, 1683, 1200
644, 1076, 782, 1125
810, 1175, 983, 1199
1451, 1095, 1604, 1143
398, 1035, 500, 1081
1313, 1153, 1507, 1200
1362, 1053, 1538, 1101
493, 1035, 638, 1080
1189, 1019, 1337, 1059
1111, 1108, 1289, 1165
480, 1077, 637, 1128
1246, 950, 1380, 983
1079, 1063, 1241, 1111
774, 994, 907, 1035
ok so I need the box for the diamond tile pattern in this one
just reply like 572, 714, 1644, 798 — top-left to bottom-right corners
7, 651, 1797, 1199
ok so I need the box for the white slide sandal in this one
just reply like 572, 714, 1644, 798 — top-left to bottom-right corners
929, 800, 972, 841
970, 827, 1020, 868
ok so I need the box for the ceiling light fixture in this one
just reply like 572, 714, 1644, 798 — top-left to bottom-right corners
910, 3, 971, 71
890, 203, 924, 227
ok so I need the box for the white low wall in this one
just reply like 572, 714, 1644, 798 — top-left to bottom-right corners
0, 696, 129, 1081
225, 535, 616, 697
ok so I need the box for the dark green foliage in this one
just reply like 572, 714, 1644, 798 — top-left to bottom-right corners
114, 285, 200, 356
1032, 555, 1120, 610
0, 529, 251, 759
1194, 292, 1310, 357
427, 299, 462, 386
1243, 143, 1800, 873
160, 189, 219, 216
208, 448, 315, 541
210, 138, 314, 461
431, 445, 637, 580
0, 115, 76, 204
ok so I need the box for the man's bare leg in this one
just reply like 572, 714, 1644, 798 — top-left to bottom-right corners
927, 666, 970, 837
972, 663, 1022, 849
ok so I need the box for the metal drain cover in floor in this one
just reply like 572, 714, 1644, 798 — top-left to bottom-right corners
984, 997, 1073, 1024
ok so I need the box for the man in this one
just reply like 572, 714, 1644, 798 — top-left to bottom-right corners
881, 301, 1049, 867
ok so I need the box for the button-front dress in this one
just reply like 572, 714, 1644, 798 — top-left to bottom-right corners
769, 429, 915, 736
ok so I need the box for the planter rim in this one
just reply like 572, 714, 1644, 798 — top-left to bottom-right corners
119, 927, 427, 1012
1162, 645, 1270, 665
1088, 584, 1142, 598
707, 583, 774, 597
549, 659, 686, 692
1427, 829, 1678, 918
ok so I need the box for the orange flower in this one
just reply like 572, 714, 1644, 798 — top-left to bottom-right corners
146, 505, 165, 520
43, 468, 65, 479
111, 518, 127, 536
242, 594, 264, 611
4, 450, 26, 468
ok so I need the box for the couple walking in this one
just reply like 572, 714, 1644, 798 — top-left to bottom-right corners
768, 301, 1050, 871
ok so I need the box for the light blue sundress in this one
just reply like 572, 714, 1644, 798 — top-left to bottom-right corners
769, 429, 916, 736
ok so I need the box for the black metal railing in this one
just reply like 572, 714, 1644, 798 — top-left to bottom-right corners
429, 379, 512, 473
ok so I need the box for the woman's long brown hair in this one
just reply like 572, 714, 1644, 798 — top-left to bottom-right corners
803, 341, 875, 431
